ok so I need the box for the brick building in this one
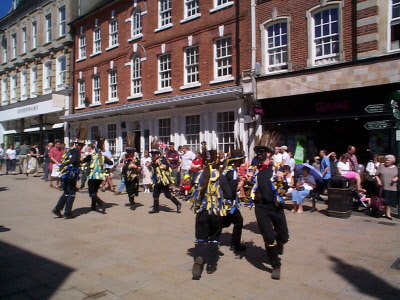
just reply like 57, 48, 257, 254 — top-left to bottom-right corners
64, 0, 255, 158
255, 0, 400, 162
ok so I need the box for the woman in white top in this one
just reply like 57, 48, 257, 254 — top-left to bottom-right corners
291, 166, 316, 213
141, 151, 152, 193
6, 144, 17, 175
337, 154, 365, 192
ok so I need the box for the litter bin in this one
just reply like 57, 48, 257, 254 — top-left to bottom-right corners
327, 176, 352, 218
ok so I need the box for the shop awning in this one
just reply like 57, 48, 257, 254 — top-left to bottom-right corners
52, 123, 64, 129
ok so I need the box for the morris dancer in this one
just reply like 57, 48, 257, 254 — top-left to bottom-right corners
190, 150, 230, 280
123, 147, 141, 210
249, 144, 289, 280
148, 143, 181, 214
52, 127, 87, 219
83, 143, 113, 214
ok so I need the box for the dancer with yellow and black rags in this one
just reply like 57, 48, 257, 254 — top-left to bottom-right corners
52, 125, 87, 219
249, 132, 289, 280
221, 146, 246, 253
149, 139, 181, 214
83, 137, 113, 214
190, 149, 231, 280
121, 133, 141, 210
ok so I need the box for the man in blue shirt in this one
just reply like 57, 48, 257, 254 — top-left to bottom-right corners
319, 150, 331, 192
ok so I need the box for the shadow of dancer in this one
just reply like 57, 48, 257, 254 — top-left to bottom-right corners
326, 253, 400, 299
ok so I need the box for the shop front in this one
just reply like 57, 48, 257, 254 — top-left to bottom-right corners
260, 83, 399, 164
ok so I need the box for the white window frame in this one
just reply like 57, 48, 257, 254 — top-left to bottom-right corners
308, 4, 341, 66
158, 118, 171, 145
185, 114, 200, 151
183, 0, 200, 21
158, 0, 172, 29
11, 33, 17, 59
1, 77, 7, 104
10, 74, 17, 102
212, 36, 234, 83
59, 6, 66, 37
93, 27, 101, 54
21, 70, 27, 99
263, 20, 289, 73
2, 37, 6, 62
30, 66, 37, 97
56, 55, 67, 89
216, 111, 235, 153
78, 79, 85, 107
182, 45, 200, 89
45, 13, 52, 43
107, 124, 117, 155
79, 34, 86, 59
131, 8, 142, 38
109, 19, 119, 48
92, 74, 100, 104
389, 0, 400, 51
22, 27, 27, 54
108, 69, 118, 101
43, 61, 52, 93
156, 53, 172, 93
32, 21, 37, 49
131, 55, 142, 97
210, 0, 234, 13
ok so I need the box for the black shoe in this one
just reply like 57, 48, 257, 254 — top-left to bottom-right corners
177, 204, 181, 213
64, 214, 75, 219
101, 203, 107, 214
310, 208, 318, 212
51, 209, 63, 218
277, 242, 284, 255
206, 264, 217, 274
149, 209, 159, 214
25, 172, 28, 177
192, 256, 203, 280
271, 267, 281, 280
230, 244, 246, 252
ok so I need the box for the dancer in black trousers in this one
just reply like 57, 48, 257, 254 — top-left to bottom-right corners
250, 144, 289, 280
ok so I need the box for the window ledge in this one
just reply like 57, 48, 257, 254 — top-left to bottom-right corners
43, 41, 52, 47
180, 14, 201, 24
154, 23, 173, 33
105, 98, 119, 104
106, 44, 119, 51
127, 93, 143, 100
43, 88, 52, 94
210, 76, 234, 85
30, 47, 37, 52
210, 2, 234, 13
180, 82, 201, 90
30, 93, 38, 98
154, 87, 173, 94
75, 106, 85, 110
90, 52, 102, 58
90, 103, 101, 107
128, 34, 143, 42
76, 57, 86, 62
56, 35, 66, 40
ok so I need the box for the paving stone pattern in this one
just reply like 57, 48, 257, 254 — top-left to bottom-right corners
0, 173, 399, 299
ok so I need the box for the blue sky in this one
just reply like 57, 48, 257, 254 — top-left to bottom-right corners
0, 0, 12, 19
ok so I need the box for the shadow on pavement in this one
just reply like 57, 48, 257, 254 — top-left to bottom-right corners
0, 241, 74, 299
0, 187, 8, 192
242, 240, 272, 273
243, 221, 261, 234
326, 254, 400, 298
0, 225, 10, 232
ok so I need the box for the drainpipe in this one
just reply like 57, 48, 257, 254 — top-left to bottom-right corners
251, 0, 256, 70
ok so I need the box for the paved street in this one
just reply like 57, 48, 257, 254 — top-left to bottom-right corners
0, 172, 399, 300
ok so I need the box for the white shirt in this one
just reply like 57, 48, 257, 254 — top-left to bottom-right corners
273, 153, 283, 164
282, 152, 290, 166
337, 161, 350, 174
6, 149, 17, 160
181, 150, 195, 171
102, 150, 113, 169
